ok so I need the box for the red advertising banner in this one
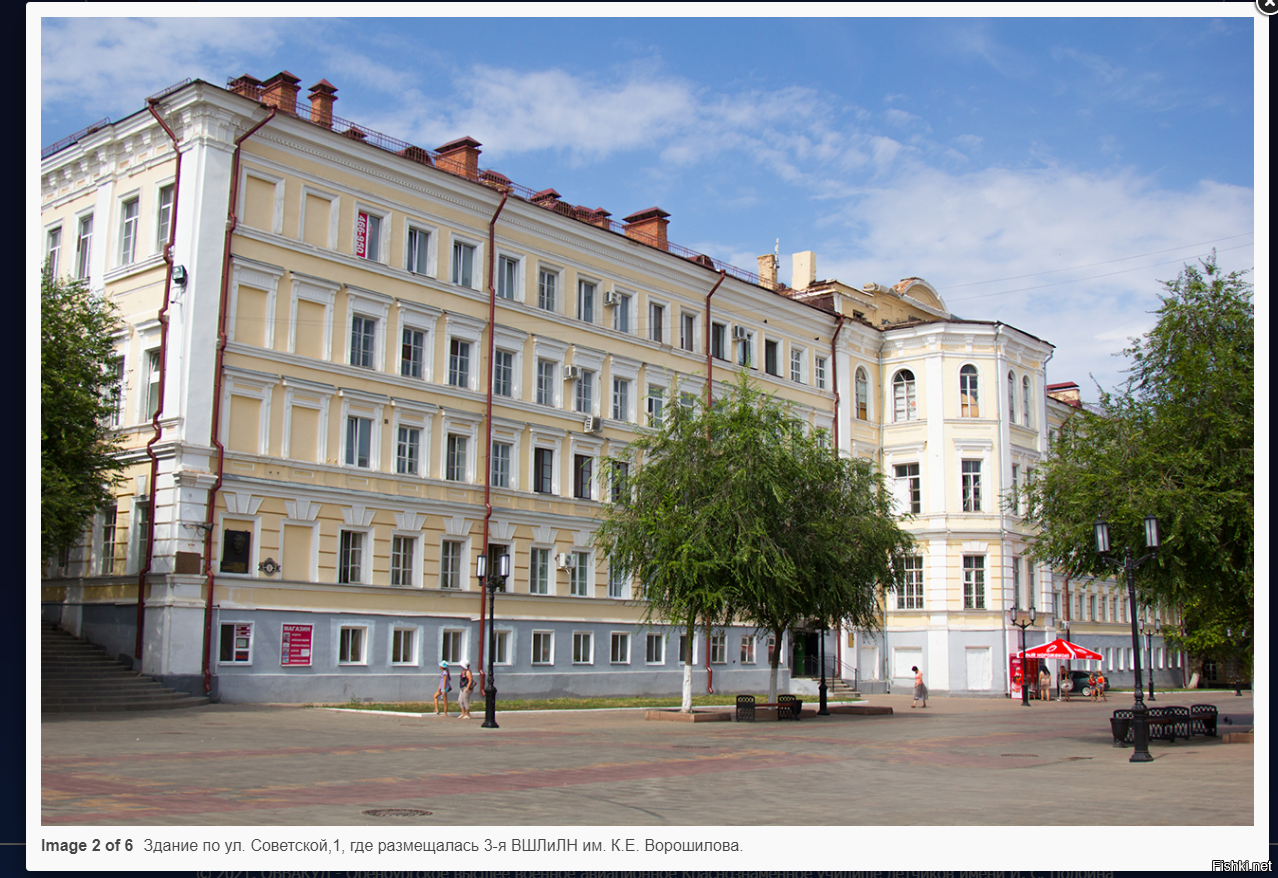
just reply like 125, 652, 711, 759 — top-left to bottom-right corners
230, 623, 251, 663
1009, 652, 1024, 699
281, 624, 313, 666
355, 212, 368, 258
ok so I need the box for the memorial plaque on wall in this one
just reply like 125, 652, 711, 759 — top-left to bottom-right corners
280, 624, 313, 666
220, 529, 251, 574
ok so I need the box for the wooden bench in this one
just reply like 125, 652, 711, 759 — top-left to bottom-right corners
736, 694, 803, 722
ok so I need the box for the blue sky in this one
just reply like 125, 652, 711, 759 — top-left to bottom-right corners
36, 9, 1263, 394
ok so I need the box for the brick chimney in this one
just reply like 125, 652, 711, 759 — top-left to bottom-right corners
228, 74, 263, 99
262, 71, 300, 115
757, 254, 778, 290
531, 188, 562, 207
582, 207, 612, 229
308, 79, 338, 129
623, 207, 670, 252
436, 137, 482, 180
792, 251, 816, 290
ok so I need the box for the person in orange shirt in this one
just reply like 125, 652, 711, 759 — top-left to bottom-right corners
911, 665, 927, 708
1095, 670, 1107, 701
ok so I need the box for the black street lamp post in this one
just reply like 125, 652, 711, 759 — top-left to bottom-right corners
476, 553, 510, 729
1094, 514, 1160, 763
818, 621, 829, 715
1009, 606, 1036, 706
1141, 610, 1160, 702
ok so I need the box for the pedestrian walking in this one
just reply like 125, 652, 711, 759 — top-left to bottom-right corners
1088, 671, 1098, 702
911, 665, 927, 708
1039, 666, 1052, 701
1095, 670, 1107, 702
433, 661, 451, 715
456, 661, 475, 719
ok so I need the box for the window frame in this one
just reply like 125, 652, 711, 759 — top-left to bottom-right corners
337, 529, 370, 585
572, 631, 594, 665
529, 547, 552, 595
679, 312, 696, 353
959, 364, 980, 417
354, 207, 387, 263
531, 630, 554, 665
790, 347, 806, 384
390, 626, 419, 665
75, 213, 93, 280
118, 195, 140, 266
577, 278, 597, 324
537, 266, 559, 312
496, 253, 521, 301
610, 632, 630, 665
218, 621, 254, 665
439, 539, 466, 590
568, 551, 591, 597
405, 223, 435, 277
338, 625, 369, 665
646, 633, 665, 665
389, 533, 421, 588
892, 369, 917, 422
962, 555, 986, 609
894, 462, 921, 515
451, 237, 478, 289
961, 459, 982, 512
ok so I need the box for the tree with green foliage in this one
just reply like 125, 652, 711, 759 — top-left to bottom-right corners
595, 374, 913, 709
41, 265, 125, 563
1019, 256, 1253, 678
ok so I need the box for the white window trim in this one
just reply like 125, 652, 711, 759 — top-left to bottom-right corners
438, 537, 471, 592
531, 630, 555, 665
444, 313, 486, 392
572, 630, 595, 665
217, 513, 261, 579
611, 288, 634, 334
492, 628, 514, 666
152, 177, 176, 256
388, 531, 424, 589
449, 233, 484, 291
610, 631, 631, 665
395, 301, 442, 383
338, 389, 388, 471
645, 632, 665, 665
528, 545, 555, 596
495, 251, 524, 302
533, 336, 569, 408
390, 400, 435, 479
353, 203, 389, 263
279, 516, 320, 583
536, 264, 563, 314
336, 623, 371, 666
289, 276, 339, 360
280, 378, 334, 464
440, 410, 482, 483
646, 296, 670, 345
403, 218, 439, 277
217, 620, 255, 666
116, 189, 141, 268
493, 325, 529, 399
299, 185, 339, 250
528, 426, 566, 495
239, 168, 285, 235
229, 259, 284, 349
344, 286, 392, 372
389, 625, 422, 666
220, 369, 278, 457
577, 275, 601, 324
790, 345, 808, 384
490, 423, 521, 491
336, 526, 374, 586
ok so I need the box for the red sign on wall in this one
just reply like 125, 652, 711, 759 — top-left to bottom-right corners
355, 212, 368, 258
281, 624, 313, 666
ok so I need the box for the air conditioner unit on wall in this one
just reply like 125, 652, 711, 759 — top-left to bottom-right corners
732, 325, 748, 341
584, 415, 602, 433
555, 553, 572, 570
602, 289, 618, 306
563, 364, 581, 381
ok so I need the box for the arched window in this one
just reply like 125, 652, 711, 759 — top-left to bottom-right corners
1007, 371, 1016, 424
959, 364, 979, 417
855, 367, 869, 420
893, 370, 917, 422
1022, 375, 1032, 427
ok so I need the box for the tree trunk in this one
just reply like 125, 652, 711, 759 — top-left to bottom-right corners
767, 626, 783, 703
1187, 671, 1200, 690
681, 619, 695, 712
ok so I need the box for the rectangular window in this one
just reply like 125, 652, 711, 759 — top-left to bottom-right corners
497, 255, 518, 300
737, 331, 754, 368
390, 535, 415, 587
898, 555, 924, 609
740, 635, 756, 664
1012, 559, 1022, 609
219, 622, 252, 663
573, 455, 593, 500
607, 564, 626, 599
493, 630, 510, 664
711, 322, 727, 361
350, 315, 376, 369
790, 349, 804, 383
573, 632, 593, 664
391, 628, 416, 664
445, 435, 468, 482
1028, 567, 1037, 610
345, 416, 372, 468
569, 551, 590, 597
894, 463, 921, 514
649, 303, 664, 343
647, 386, 664, 427
610, 461, 629, 504
107, 357, 124, 427
75, 215, 93, 280
392, 426, 419, 476
532, 631, 553, 665
493, 349, 514, 397
440, 541, 463, 590
575, 370, 594, 414
99, 506, 119, 575
610, 633, 630, 664
400, 328, 425, 379
538, 269, 557, 311
1089, 595, 1097, 621
963, 556, 985, 609
448, 339, 470, 388
816, 357, 828, 391
451, 240, 475, 287
407, 227, 430, 275
530, 548, 550, 595
679, 634, 693, 665
338, 531, 364, 584
680, 313, 695, 352
119, 198, 139, 265
356, 211, 381, 260
144, 349, 161, 419
961, 460, 982, 512
536, 359, 556, 406
46, 227, 62, 276
156, 185, 174, 252
339, 627, 366, 664
578, 280, 595, 323
612, 378, 630, 422
646, 633, 664, 664
441, 630, 463, 664
764, 340, 779, 376
533, 448, 554, 494
710, 631, 726, 664
490, 441, 511, 489
613, 293, 631, 333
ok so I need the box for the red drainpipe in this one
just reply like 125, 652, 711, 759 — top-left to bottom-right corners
476, 189, 509, 686
134, 98, 183, 661
201, 107, 276, 694
830, 313, 845, 677
701, 270, 725, 695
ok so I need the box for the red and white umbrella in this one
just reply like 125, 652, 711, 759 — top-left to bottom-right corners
1020, 638, 1102, 661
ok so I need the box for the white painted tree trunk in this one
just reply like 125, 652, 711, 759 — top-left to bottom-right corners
1188, 671, 1200, 689
682, 661, 693, 712
768, 659, 779, 704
